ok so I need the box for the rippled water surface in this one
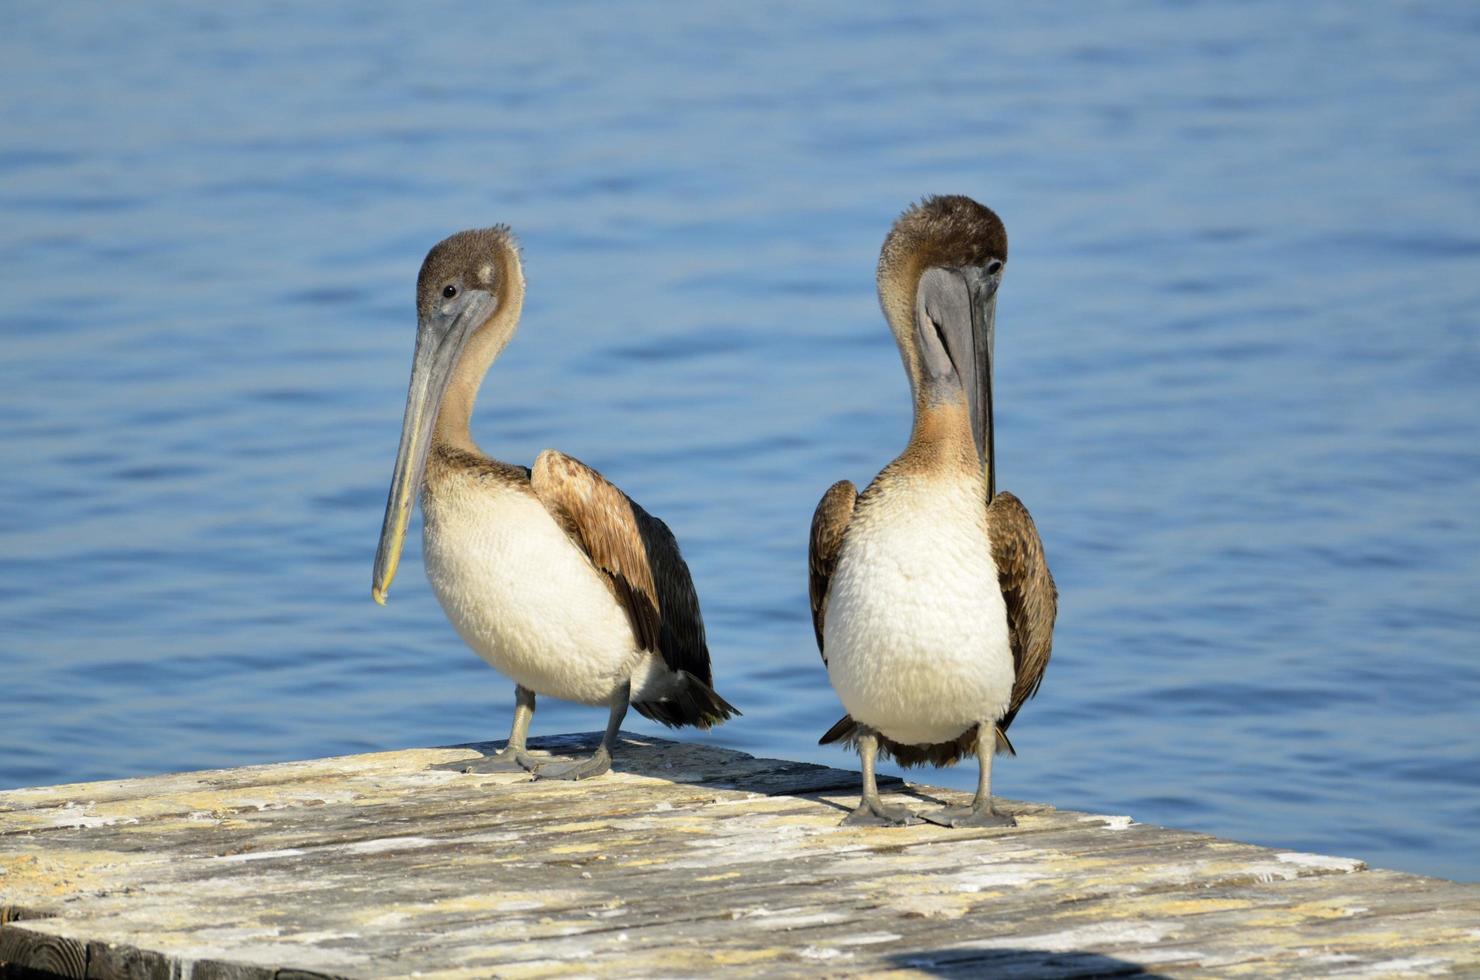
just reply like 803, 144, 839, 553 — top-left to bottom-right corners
4, 3, 1479, 881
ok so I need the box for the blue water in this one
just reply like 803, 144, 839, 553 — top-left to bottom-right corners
3, 3, 1478, 883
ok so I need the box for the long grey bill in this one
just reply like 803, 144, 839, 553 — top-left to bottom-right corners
917, 266, 998, 495
970, 286, 997, 500
371, 294, 492, 604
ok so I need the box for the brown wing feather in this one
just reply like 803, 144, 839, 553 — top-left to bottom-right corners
808, 480, 858, 664
531, 449, 713, 686
988, 491, 1057, 739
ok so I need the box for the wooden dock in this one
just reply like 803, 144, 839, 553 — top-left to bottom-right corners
2, 733, 1478, 979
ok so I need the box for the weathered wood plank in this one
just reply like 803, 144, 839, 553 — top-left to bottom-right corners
3, 733, 1477, 978
0, 926, 86, 979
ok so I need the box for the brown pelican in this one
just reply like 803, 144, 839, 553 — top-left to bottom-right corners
809, 196, 1057, 826
372, 226, 737, 780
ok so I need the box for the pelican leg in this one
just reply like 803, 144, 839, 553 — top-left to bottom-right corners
842, 729, 920, 826
458, 686, 538, 773
535, 681, 627, 781
922, 724, 1016, 828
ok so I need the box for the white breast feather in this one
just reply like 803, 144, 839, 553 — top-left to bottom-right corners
422, 476, 668, 705
823, 476, 1013, 745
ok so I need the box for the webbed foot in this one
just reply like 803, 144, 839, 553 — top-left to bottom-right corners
534, 749, 612, 781
920, 805, 1016, 828
842, 800, 920, 827
432, 752, 538, 775
467, 752, 538, 775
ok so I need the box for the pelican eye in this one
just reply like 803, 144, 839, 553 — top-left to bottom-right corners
985, 259, 1003, 275
442, 284, 458, 299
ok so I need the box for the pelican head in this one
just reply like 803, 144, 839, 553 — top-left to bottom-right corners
372, 226, 525, 604
877, 195, 1007, 493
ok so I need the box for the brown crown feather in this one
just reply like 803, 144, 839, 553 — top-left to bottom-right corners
416, 225, 520, 320
878, 195, 1007, 289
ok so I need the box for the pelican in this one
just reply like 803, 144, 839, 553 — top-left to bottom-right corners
372, 226, 738, 780
809, 196, 1057, 826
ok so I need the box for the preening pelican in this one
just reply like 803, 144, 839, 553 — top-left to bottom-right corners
810, 196, 1056, 826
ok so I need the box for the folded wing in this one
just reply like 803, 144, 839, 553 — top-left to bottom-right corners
531, 449, 712, 686
987, 490, 1057, 744
808, 480, 858, 664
